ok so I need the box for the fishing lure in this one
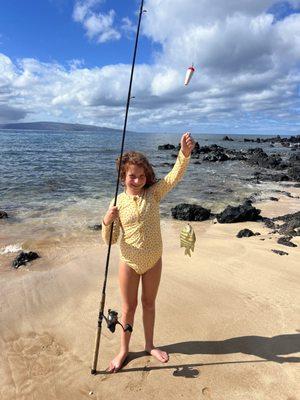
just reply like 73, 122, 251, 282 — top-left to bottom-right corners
180, 223, 196, 256
184, 64, 195, 86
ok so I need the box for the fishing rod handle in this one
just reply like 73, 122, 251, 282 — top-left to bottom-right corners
91, 294, 106, 374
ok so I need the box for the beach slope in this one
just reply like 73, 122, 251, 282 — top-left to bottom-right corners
1, 191, 300, 400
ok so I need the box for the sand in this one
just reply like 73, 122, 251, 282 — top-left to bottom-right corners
1, 189, 300, 400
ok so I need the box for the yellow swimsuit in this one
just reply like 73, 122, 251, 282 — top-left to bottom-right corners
102, 149, 190, 274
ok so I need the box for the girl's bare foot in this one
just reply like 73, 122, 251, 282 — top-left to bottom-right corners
107, 351, 128, 373
145, 347, 169, 363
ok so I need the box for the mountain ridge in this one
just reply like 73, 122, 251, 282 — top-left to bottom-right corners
0, 121, 133, 133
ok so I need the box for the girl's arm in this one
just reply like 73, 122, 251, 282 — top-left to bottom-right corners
151, 132, 194, 202
101, 200, 120, 245
151, 149, 190, 202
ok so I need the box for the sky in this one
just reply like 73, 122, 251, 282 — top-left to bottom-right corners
0, 0, 300, 134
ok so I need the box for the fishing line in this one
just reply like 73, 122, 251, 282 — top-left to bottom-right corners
91, 0, 146, 375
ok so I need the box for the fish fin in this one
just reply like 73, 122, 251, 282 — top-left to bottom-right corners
185, 248, 191, 257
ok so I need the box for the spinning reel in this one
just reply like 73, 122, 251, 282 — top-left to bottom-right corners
103, 309, 133, 333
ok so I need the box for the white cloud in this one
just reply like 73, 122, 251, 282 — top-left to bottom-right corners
121, 17, 136, 37
73, 0, 120, 43
1, 1, 300, 133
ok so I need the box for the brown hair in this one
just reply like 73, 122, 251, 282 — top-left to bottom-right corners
116, 151, 157, 188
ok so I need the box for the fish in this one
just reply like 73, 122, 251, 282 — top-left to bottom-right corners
180, 223, 196, 256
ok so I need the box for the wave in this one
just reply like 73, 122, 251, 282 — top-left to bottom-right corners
0, 244, 23, 255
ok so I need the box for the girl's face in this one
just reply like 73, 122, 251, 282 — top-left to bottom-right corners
124, 164, 146, 194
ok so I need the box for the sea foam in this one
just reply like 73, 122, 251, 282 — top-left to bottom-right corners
0, 244, 22, 255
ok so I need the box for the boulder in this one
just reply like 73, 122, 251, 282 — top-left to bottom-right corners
0, 211, 8, 219
217, 200, 261, 223
236, 228, 257, 238
198, 144, 225, 154
271, 249, 288, 256
203, 151, 229, 162
191, 142, 201, 155
12, 251, 40, 268
246, 148, 284, 170
261, 217, 277, 230
273, 211, 300, 236
171, 203, 211, 221
287, 165, 300, 181
277, 237, 297, 247
158, 144, 176, 150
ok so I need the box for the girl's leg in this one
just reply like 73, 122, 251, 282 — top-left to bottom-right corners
108, 261, 140, 373
141, 257, 169, 363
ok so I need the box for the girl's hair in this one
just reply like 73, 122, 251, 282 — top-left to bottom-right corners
116, 151, 157, 188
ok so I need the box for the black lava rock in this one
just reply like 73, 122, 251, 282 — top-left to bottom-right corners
158, 144, 176, 150
237, 228, 256, 238
217, 201, 261, 223
262, 218, 277, 229
273, 211, 300, 236
203, 151, 229, 162
12, 251, 40, 268
287, 165, 300, 181
271, 249, 289, 256
277, 237, 297, 247
88, 224, 102, 231
246, 148, 285, 170
171, 203, 211, 221
0, 211, 8, 219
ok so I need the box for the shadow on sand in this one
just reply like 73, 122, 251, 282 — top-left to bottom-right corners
160, 333, 300, 364
96, 333, 300, 375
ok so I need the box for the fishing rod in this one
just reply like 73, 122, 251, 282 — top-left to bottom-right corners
91, 0, 146, 375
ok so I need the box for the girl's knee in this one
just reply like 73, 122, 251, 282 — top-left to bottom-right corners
141, 297, 155, 311
122, 301, 138, 315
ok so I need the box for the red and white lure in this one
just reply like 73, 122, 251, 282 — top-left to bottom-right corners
184, 64, 195, 86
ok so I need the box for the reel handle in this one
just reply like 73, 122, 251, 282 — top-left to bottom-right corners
104, 309, 133, 333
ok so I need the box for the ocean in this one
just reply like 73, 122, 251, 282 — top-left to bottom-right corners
0, 129, 292, 253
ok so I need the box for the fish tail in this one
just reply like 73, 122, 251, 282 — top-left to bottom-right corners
185, 248, 191, 257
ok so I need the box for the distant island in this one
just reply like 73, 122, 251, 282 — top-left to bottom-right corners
0, 121, 132, 133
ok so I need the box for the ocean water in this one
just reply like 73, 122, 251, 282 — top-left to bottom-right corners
0, 129, 292, 249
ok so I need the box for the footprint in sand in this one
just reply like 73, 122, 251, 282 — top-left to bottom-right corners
7, 332, 65, 379
124, 358, 151, 391
202, 387, 212, 399
3, 331, 92, 400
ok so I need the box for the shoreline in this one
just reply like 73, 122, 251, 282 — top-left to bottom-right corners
1, 184, 299, 276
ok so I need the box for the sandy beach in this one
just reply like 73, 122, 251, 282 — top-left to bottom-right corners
1, 188, 300, 400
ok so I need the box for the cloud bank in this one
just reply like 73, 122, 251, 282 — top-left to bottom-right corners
0, 0, 300, 134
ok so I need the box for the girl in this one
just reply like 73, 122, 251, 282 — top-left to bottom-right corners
102, 132, 195, 373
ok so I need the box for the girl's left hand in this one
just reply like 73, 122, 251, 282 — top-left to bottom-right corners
181, 132, 195, 157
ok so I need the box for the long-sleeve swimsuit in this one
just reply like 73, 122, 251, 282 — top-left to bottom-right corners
102, 149, 190, 275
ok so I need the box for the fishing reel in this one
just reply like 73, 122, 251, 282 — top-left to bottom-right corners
103, 309, 133, 333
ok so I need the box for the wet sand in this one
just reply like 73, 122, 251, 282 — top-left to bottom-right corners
1, 188, 300, 400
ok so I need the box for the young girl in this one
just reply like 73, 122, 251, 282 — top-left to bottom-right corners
102, 132, 195, 373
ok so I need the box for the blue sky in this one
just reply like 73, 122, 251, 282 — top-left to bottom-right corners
0, 0, 300, 134
0, 0, 156, 67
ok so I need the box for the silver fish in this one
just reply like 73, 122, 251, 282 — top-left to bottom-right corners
180, 223, 196, 256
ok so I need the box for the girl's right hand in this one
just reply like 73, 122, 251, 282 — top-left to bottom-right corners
103, 206, 119, 226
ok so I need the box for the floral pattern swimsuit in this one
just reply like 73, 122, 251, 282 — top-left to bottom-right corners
102, 150, 190, 274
